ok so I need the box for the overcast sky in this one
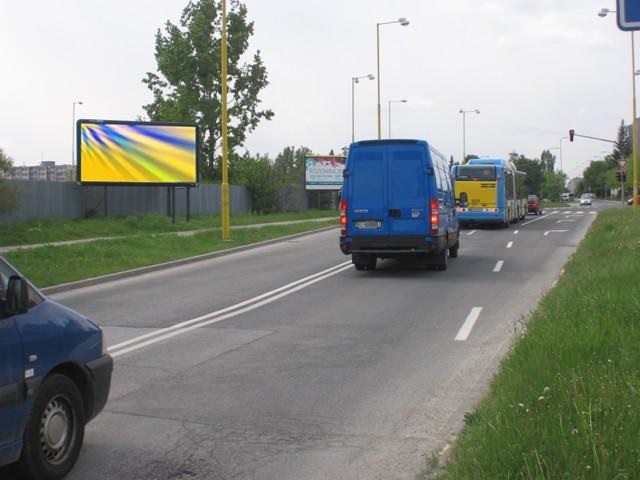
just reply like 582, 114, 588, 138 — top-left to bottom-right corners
0, 0, 633, 178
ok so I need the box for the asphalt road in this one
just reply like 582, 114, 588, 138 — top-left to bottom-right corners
2, 201, 614, 480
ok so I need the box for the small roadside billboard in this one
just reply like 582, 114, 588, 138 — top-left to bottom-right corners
305, 155, 346, 190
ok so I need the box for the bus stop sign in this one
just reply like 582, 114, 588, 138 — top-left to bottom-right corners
617, 0, 640, 31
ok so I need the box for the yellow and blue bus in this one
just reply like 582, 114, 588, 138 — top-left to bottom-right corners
452, 158, 526, 227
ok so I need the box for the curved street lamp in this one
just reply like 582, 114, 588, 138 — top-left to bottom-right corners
459, 108, 480, 164
352, 74, 375, 142
376, 17, 409, 139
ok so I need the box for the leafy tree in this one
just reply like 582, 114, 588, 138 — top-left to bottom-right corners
142, 0, 274, 180
540, 171, 567, 201
464, 154, 478, 163
540, 149, 556, 173
272, 146, 311, 210
0, 147, 19, 214
511, 152, 544, 195
582, 160, 609, 197
233, 152, 277, 213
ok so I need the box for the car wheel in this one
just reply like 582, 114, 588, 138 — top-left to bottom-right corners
18, 374, 85, 480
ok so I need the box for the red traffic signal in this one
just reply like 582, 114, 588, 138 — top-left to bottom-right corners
569, 129, 575, 142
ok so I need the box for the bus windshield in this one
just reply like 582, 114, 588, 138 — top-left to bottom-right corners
455, 165, 496, 180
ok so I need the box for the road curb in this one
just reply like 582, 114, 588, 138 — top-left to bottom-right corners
42, 224, 337, 295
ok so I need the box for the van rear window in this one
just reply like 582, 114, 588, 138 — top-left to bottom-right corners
456, 166, 496, 180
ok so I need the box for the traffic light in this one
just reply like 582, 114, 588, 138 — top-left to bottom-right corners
569, 129, 575, 142
616, 171, 622, 182
622, 171, 627, 182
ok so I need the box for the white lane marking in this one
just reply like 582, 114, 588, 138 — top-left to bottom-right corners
589, 211, 597, 215
109, 261, 352, 355
506, 241, 513, 248
513, 230, 519, 235
556, 219, 576, 223
493, 260, 504, 272
544, 229, 569, 236
467, 230, 477, 236
455, 307, 483, 341
520, 215, 548, 226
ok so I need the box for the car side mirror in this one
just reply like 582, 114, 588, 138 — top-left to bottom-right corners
459, 192, 469, 208
6, 275, 28, 316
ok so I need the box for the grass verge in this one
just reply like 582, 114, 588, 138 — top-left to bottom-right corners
426, 208, 640, 479
4, 220, 337, 288
0, 210, 337, 247
541, 201, 570, 208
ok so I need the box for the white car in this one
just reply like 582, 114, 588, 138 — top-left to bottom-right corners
579, 194, 592, 206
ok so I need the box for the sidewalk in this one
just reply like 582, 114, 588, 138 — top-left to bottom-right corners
0, 217, 336, 254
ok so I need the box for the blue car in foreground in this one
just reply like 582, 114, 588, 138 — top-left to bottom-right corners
0, 256, 112, 480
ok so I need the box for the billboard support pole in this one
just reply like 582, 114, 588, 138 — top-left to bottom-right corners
220, 0, 231, 240
171, 187, 176, 224
186, 187, 191, 222
104, 186, 108, 217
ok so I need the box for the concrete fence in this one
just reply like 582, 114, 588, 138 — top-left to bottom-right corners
0, 181, 253, 224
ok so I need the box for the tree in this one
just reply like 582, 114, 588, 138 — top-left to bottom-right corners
0, 147, 19, 214
612, 119, 631, 168
271, 146, 312, 211
582, 160, 609, 197
540, 171, 567, 201
143, 0, 274, 180
540, 149, 556, 173
464, 154, 479, 163
233, 152, 277, 213
510, 151, 544, 195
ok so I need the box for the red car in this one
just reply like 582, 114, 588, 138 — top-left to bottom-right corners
527, 194, 542, 215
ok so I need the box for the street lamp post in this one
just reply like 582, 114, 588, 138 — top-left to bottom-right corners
599, 7, 638, 209
376, 17, 409, 139
72, 101, 83, 169
352, 74, 374, 143
388, 99, 407, 138
459, 108, 480, 164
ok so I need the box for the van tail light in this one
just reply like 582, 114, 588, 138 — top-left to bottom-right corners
340, 199, 347, 235
430, 197, 439, 235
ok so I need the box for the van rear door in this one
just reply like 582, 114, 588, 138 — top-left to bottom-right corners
346, 142, 428, 236
387, 145, 428, 235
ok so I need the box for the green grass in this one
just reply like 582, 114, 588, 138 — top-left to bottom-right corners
4, 220, 336, 288
427, 208, 640, 479
0, 210, 337, 247
541, 201, 570, 208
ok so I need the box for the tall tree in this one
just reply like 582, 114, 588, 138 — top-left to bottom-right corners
0, 147, 19, 214
143, 0, 274, 180
540, 149, 556, 173
612, 119, 631, 167
272, 146, 311, 210
233, 151, 277, 213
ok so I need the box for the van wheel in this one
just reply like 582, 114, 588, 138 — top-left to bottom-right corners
18, 374, 85, 480
352, 254, 376, 271
435, 248, 448, 271
449, 241, 459, 258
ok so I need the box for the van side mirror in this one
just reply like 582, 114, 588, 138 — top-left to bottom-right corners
459, 192, 469, 208
6, 275, 28, 315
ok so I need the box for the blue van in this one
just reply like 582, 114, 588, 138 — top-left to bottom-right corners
339, 140, 460, 270
0, 256, 112, 480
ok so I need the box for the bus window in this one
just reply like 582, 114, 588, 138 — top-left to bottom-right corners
455, 166, 496, 180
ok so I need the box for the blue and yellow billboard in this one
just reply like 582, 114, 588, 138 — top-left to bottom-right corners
77, 120, 199, 186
